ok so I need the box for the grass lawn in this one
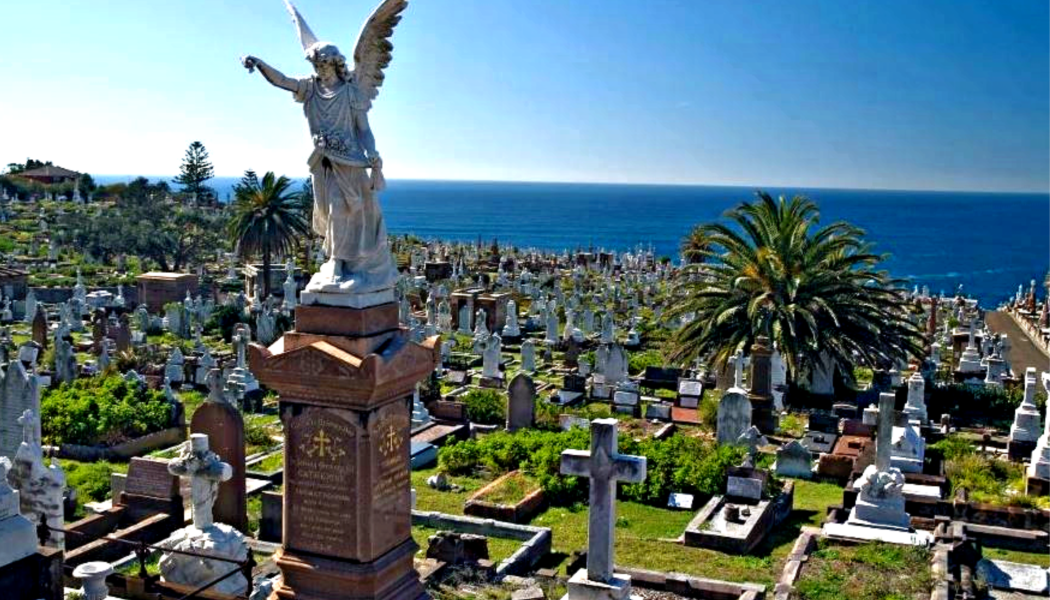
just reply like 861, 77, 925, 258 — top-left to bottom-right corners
793, 540, 932, 600
983, 546, 1050, 567
412, 525, 522, 564
412, 467, 492, 515
411, 468, 845, 588
475, 471, 539, 505
61, 458, 129, 520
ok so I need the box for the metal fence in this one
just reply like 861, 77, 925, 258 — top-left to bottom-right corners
40, 516, 257, 600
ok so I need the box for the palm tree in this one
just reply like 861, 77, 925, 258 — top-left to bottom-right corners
227, 171, 310, 298
680, 225, 711, 264
666, 192, 923, 388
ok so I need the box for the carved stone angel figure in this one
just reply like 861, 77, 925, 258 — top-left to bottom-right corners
242, 0, 407, 304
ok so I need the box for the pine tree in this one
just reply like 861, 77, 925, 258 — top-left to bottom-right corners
173, 141, 215, 201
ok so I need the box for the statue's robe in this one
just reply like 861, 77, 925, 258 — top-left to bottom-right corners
295, 76, 396, 294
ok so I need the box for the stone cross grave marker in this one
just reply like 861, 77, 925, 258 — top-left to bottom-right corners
168, 434, 232, 529
560, 418, 647, 585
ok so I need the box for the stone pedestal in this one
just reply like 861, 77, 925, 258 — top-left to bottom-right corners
563, 568, 631, 600
746, 337, 777, 435
250, 303, 436, 600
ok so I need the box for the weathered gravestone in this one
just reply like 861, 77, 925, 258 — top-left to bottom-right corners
716, 391, 752, 446
0, 361, 39, 461
774, 440, 813, 479
31, 306, 47, 349
118, 457, 182, 521
506, 373, 536, 432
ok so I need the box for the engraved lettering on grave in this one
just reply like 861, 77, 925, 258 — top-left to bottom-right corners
287, 408, 357, 558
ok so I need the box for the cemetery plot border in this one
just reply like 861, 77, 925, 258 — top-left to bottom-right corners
464, 470, 546, 524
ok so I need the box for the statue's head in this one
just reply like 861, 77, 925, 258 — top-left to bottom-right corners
306, 42, 350, 82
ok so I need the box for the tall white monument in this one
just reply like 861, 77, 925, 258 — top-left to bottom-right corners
243, 0, 408, 308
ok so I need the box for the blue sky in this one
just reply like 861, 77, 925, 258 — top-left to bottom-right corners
1, 0, 1047, 192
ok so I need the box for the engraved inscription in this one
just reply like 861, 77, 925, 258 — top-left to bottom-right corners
123, 458, 178, 498
371, 403, 411, 555
287, 408, 357, 558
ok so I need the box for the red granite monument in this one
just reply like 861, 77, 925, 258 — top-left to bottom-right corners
250, 303, 436, 600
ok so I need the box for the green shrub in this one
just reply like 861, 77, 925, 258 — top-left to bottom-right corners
929, 434, 977, 461
244, 414, 277, 451
628, 349, 663, 376
437, 428, 745, 507
206, 304, 247, 342
41, 374, 173, 446
461, 389, 505, 425
61, 460, 127, 503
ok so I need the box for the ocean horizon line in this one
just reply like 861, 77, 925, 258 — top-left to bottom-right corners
92, 174, 1050, 198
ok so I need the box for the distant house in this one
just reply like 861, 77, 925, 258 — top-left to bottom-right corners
17, 165, 79, 185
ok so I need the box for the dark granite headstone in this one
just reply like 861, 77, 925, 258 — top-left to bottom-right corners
562, 374, 586, 393
807, 412, 839, 434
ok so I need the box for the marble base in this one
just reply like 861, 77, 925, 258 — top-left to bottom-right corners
301, 288, 396, 309
562, 568, 632, 600
158, 524, 249, 596
847, 494, 911, 531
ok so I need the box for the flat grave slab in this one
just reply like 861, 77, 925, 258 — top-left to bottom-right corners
822, 522, 933, 546
411, 423, 466, 447
976, 560, 1049, 595
671, 407, 701, 425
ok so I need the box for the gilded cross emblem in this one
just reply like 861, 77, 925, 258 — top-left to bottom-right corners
302, 428, 346, 462
380, 423, 402, 457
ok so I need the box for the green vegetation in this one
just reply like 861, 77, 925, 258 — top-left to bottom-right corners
983, 546, 1050, 568
778, 412, 807, 438
227, 170, 310, 297
173, 141, 215, 200
61, 459, 129, 519
933, 435, 1047, 508
438, 428, 744, 507
794, 540, 932, 600
460, 388, 506, 425
244, 413, 280, 454
627, 349, 663, 376
476, 471, 539, 505
41, 374, 173, 446
252, 451, 284, 474
666, 192, 923, 384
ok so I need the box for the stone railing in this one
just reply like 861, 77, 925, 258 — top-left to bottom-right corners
411, 510, 551, 576
1005, 307, 1050, 357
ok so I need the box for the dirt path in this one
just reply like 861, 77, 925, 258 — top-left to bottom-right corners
986, 311, 1050, 375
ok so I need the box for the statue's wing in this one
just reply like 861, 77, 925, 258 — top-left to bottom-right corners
352, 0, 408, 103
284, 0, 319, 55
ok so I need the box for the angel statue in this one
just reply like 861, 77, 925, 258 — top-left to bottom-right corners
242, 0, 407, 304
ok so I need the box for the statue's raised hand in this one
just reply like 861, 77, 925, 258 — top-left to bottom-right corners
241, 55, 259, 73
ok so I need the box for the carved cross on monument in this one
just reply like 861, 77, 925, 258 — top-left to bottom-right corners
729, 349, 745, 389
560, 418, 646, 585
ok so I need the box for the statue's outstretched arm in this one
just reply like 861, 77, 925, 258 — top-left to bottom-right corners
242, 56, 298, 93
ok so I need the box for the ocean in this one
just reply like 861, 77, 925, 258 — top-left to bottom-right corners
95, 175, 1049, 306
